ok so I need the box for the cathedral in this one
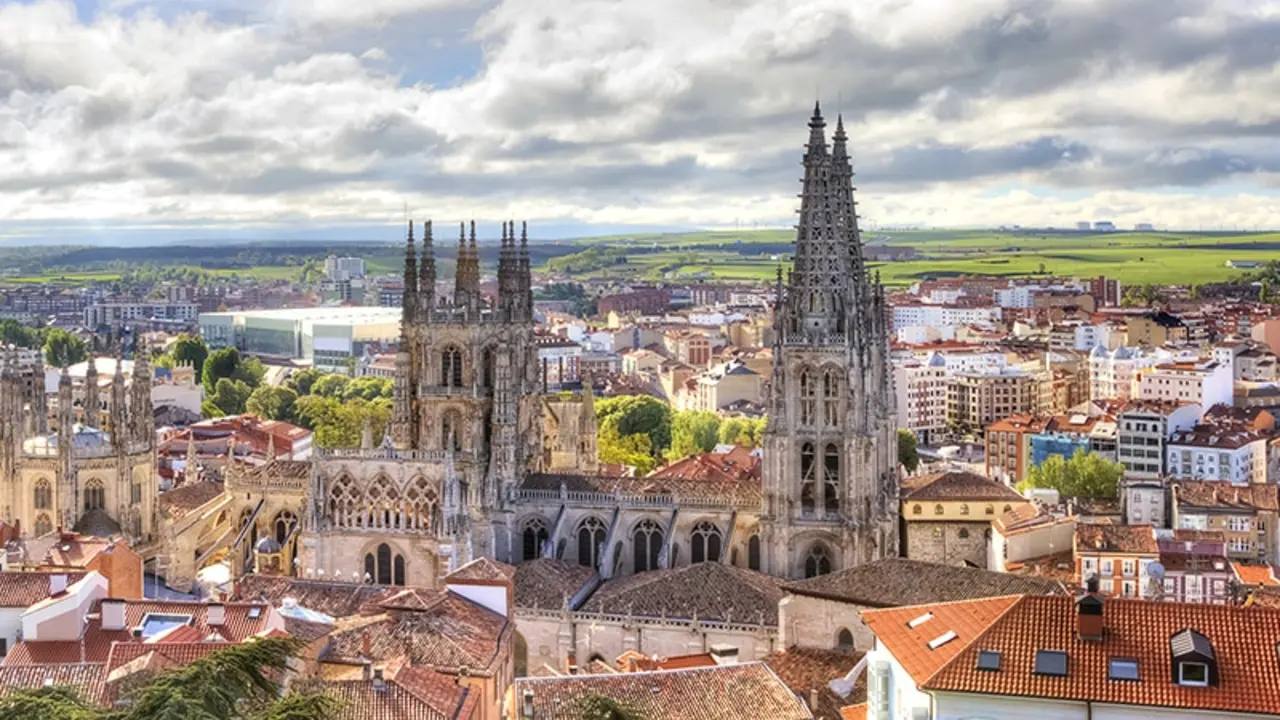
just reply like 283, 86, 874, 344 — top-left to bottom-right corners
0, 347, 157, 542
19, 105, 898, 593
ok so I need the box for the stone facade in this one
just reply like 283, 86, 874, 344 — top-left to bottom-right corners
904, 520, 993, 568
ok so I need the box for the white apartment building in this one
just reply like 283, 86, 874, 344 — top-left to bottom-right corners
893, 353, 948, 446
1116, 400, 1202, 479
1166, 427, 1268, 486
1088, 345, 1168, 401
891, 303, 1001, 335
324, 255, 366, 281
84, 300, 199, 328
1136, 360, 1233, 410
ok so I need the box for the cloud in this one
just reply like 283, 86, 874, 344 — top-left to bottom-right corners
0, 0, 1279, 240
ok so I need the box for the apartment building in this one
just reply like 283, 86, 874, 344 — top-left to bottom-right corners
1074, 523, 1160, 598
948, 369, 1038, 436
1173, 481, 1280, 564
1166, 425, 1268, 486
1115, 400, 1201, 479
1136, 360, 1233, 410
893, 353, 948, 445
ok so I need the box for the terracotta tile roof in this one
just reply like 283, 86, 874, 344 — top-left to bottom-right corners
994, 506, 1067, 536
624, 653, 718, 672
283, 615, 337, 643
0, 663, 107, 703
325, 665, 477, 720
445, 557, 514, 584
324, 593, 508, 676
157, 480, 226, 519
1173, 481, 1280, 511
579, 562, 784, 626
30, 533, 115, 567
649, 446, 761, 484
0, 571, 87, 607
783, 558, 1065, 607
233, 575, 402, 617
521, 471, 762, 505
1004, 551, 1078, 587
901, 470, 1025, 502
863, 596, 1021, 684
765, 647, 864, 720
922, 595, 1280, 716
1074, 523, 1159, 555
1233, 563, 1280, 586
5, 600, 275, 665
513, 559, 598, 610
514, 662, 812, 719
106, 641, 226, 674
839, 703, 867, 720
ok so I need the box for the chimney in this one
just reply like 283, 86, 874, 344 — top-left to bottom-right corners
1076, 587, 1105, 642
708, 643, 739, 666
49, 573, 68, 596
361, 659, 371, 681
206, 602, 225, 627
521, 688, 535, 719
809, 689, 820, 712
101, 598, 127, 631
372, 667, 385, 691
566, 651, 578, 675
361, 630, 372, 658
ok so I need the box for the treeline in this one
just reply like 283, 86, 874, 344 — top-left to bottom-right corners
545, 246, 629, 274
594, 395, 765, 474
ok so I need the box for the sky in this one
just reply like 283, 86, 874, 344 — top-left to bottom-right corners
1, 0, 1279, 245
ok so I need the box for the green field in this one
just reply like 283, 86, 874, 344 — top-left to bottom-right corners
559, 230, 1280, 287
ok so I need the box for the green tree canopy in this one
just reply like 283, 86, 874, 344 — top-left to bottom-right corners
44, 328, 89, 368
285, 368, 325, 396
311, 374, 351, 398
170, 333, 210, 376
598, 422, 657, 474
666, 410, 722, 462
898, 429, 920, 473
595, 395, 672, 456
342, 376, 392, 401
208, 378, 253, 417
0, 319, 45, 349
1019, 448, 1122, 499
245, 385, 299, 422
292, 395, 336, 431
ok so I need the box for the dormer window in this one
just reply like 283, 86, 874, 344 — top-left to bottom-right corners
1170, 629, 1217, 687
1179, 662, 1209, 687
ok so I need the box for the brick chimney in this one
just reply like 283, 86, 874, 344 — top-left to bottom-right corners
361, 630, 372, 658
1077, 578, 1105, 642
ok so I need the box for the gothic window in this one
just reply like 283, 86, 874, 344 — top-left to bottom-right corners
393, 555, 406, 586
577, 517, 607, 569
84, 479, 105, 512
441, 410, 463, 452
364, 554, 375, 583
131, 482, 141, 505
407, 478, 439, 533
823, 444, 840, 515
441, 347, 464, 388
836, 628, 854, 651
33, 478, 51, 510
35, 513, 52, 537
748, 534, 761, 571
805, 543, 832, 579
632, 520, 664, 573
274, 511, 297, 544
376, 543, 392, 585
934, 504, 944, 515
800, 443, 816, 515
523, 518, 549, 562
959, 503, 970, 516
481, 347, 495, 389
958, 528, 970, 539
799, 369, 816, 426
823, 369, 840, 427
690, 522, 722, 564
328, 475, 360, 528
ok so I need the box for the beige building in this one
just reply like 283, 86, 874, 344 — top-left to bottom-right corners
679, 360, 762, 412
947, 369, 1038, 435
900, 470, 1031, 568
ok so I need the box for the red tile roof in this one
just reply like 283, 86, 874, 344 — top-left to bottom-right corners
862, 596, 1021, 684
765, 647, 864, 720
1173, 481, 1280, 511
324, 665, 478, 720
901, 470, 1025, 502
1233, 563, 1280, 587
1074, 523, 1159, 555
445, 557, 514, 584
0, 663, 107, 704
840, 704, 867, 720
920, 595, 1280, 716
0, 571, 87, 607
649, 446, 761, 484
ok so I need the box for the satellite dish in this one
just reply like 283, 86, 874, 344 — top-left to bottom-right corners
1145, 562, 1165, 580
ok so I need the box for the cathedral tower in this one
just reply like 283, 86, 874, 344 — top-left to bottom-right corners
760, 104, 899, 580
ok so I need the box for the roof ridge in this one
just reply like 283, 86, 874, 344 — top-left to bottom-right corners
920, 594, 1026, 688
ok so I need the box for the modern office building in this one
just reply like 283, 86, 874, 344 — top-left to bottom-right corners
198, 307, 401, 372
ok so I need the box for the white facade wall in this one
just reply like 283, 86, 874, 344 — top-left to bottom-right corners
935, 692, 1279, 720
1166, 440, 1266, 486
891, 305, 1002, 332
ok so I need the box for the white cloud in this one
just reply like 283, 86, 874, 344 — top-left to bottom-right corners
0, 0, 1278, 239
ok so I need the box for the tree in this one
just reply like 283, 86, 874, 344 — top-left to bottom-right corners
0, 319, 44, 348
170, 334, 210, 376
718, 418, 749, 446
666, 410, 722, 462
312, 397, 391, 448
898, 429, 920, 473
202, 347, 242, 393
1019, 448, 1122, 499
43, 329, 89, 368
209, 378, 253, 417
285, 368, 325, 396
598, 422, 657, 474
246, 386, 299, 422
0, 637, 338, 720
342, 376, 392, 401
311, 374, 351, 398
595, 395, 672, 457
574, 694, 645, 720
1261, 278, 1273, 304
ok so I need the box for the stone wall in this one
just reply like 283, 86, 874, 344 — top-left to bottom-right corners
904, 520, 991, 568
778, 593, 874, 651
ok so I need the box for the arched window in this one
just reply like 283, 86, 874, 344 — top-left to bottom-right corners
934, 504, 944, 515
959, 503, 970, 516
985, 505, 994, 515
799, 369, 816, 426
578, 517, 607, 569
632, 520, 664, 573
34, 478, 51, 510
522, 518, 549, 562
35, 513, 52, 537
690, 522, 722, 564
805, 543, 832, 579
364, 554, 375, 583
441, 410, 463, 452
958, 528, 970, 539
406, 478, 438, 533
912, 504, 922, 515
376, 543, 392, 585
748, 534, 761, 571
481, 347, 495, 389
1003, 505, 1013, 514
393, 555, 406, 586
84, 479, 105, 512
441, 347, 463, 388
823, 443, 840, 515
823, 369, 840, 427
836, 628, 854, 651
274, 510, 297, 544
800, 443, 816, 515
329, 475, 360, 528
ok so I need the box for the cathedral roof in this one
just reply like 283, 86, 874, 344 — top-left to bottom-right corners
233, 576, 402, 618
900, 470, 1026, 503
157, 481, 226, 520
72, 510, 121, 538
445, 557, 514, 584
782, 558, 1066, 608
513, 559, 599, 611
520, 472, 762, 507
579, 562, 784, 626
22, 424, 111, 453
